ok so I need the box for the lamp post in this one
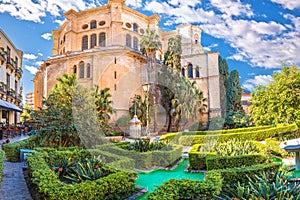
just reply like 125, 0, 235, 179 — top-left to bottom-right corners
142, 84, 150, 137
129, 96, 141, 138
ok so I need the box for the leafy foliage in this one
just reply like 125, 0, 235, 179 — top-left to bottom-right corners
125, 139, 168, 152
29, 74, 113, 147
250, 64, 300, 126
129, 95, 150, 126
221, 171, 300, 199
214, 139, 260, 156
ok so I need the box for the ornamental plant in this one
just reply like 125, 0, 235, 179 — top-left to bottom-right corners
221, 171, 300, 199
213, 139, 260, 156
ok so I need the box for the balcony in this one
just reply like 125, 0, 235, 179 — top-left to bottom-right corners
15, 68, 22, 78
0, 53, 5, 64
16, 94, 22, 102
6, 60, 15, 72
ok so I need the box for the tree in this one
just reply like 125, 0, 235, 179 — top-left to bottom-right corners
129, 95, 150, 126
94, 86, 114, 132
218, 56, 229, 118
226, 70, 243, 113
250, 64, 300, 126
164, 35, 182, 71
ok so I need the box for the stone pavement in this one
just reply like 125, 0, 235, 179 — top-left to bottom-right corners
0, 162, 32, 200
0, 135, 32, 200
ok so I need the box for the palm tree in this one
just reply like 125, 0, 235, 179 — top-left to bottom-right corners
94, 86, 114, 132
140, 29, 161, 83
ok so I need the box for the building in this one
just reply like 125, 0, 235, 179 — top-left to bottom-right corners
25, 92, 34, 110
242, 93, 252, 115
0, 29, 23, 124
34, 0, 221, 128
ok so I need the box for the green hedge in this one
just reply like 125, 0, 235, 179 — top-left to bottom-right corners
2, 136, 37, 162
94, 143, 182, 170
159, 125, 274, 142
26, 149, 137, 200
217, 162, 281, 188
189, 152, 216, 170
147, 170, 222, 200
178, 124, 298, 145
0, 150, 5, 183
206, 154, 267, 170
88, 149, 135, 170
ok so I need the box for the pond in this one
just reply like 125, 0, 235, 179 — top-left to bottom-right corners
136, 159, 205, 199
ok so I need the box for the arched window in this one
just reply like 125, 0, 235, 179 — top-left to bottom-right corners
90, 34, 97, 49
79, 61, 85, 78
181, 68, 185, 77
196, 66, 200, 78
73, 65, 77, 74
133, 37, 138, 50
99, 32, 106, 47
90, 20, 97, 29
87, 64, 91, 78
126, 34, 132, 48
188, 64, 193, 78
133, 23, 138, 32
82, 35, 88, 50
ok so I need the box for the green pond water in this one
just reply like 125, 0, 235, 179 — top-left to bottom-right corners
136, 159, 205, 199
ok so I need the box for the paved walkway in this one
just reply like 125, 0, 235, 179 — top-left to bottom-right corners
0, 135, 32, 200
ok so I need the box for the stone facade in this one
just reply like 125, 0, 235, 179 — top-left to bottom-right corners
0, 29, 23, 124
34, 0, 222, 128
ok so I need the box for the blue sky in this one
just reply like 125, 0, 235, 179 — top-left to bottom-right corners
0, 0, 299, 97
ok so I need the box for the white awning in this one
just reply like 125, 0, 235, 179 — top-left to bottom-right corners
0, 99, 22, 112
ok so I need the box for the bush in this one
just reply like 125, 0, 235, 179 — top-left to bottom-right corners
217, 162, 281, 189
214, 139, 260, 156
94, 143, 182, 170
26, 149, 137, 200
206, 154, 267, 170
221, 171, 300, 199
0, 150, 4, 183
2, 136, 37, 162
178, 124, 298, 146
189, 151, 216, 170
147, 170, 222, 200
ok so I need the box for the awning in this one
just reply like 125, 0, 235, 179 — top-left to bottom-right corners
0, 99, 22, 112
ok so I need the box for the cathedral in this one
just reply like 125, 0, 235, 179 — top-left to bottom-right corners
34, 0, 221, 129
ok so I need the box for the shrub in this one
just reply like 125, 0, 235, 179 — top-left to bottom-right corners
213, 139, 260, 156
206, 154, 267, 170
94, 143, 182, 170
147, 170, 222, 200
2, 136, 37, 162
27, 149, 137, 200
0, 150, 4, 183
178, 124, 298, 145
189, 152, 216, 170
217, 162, 281, 189
221, 171, 300, 199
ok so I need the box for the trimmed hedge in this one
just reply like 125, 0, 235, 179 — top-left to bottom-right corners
189, 152, 216, 170
2, 136, 37, 162
94, 143, 182, 170
206, 154, 267, 170
217, 162, 281, 188
26, 148, 137, 200
160, 125, 274, 142
147, 170, 223, 200
0, 150, 4, 183
178, 124, 298, 146
88, 148, 135, 170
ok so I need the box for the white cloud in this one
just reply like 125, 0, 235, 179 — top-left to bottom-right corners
203, 43, 218, 52
41, 33, 52, 40
242, 75, 273, 91
35, 61, 44, 66
270, 0, 300, 10
25, 65, 39, 75
0, 0, 99, 23
125, 0, 143, 8
23, 53, 38, 60
38, 53, 43, 57
210, 0, 253, 18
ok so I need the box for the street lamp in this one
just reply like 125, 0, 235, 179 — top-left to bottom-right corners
142, 84, 150, 137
